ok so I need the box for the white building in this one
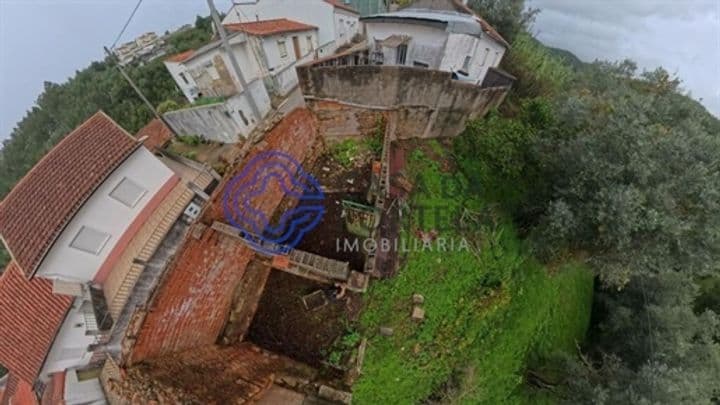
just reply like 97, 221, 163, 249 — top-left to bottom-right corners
362, 1, 508, 84
0, 112, 215, 404
223, 0, 360, 56
114, 32, 164, 66
225, 18, 319, 96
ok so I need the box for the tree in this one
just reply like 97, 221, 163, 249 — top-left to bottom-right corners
530, 70, 720, 287
468, 0, 539, 42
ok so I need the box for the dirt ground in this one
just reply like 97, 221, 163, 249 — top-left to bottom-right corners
246, 151, 375, 371
297, 191, 368, 272
247, 270, 354, 369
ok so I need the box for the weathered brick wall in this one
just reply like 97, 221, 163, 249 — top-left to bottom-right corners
306, 99, 387, 141
124, 108, 322, 365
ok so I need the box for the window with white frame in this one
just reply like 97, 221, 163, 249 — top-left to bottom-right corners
307, 35, 314, 51
278, 40, 288, 58
462, 56, 472, 72
109, 177, 146, 207
70, 226, 110, 255
481, 48, 490, 66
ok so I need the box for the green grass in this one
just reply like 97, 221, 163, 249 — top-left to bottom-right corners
353, 145, 593, 404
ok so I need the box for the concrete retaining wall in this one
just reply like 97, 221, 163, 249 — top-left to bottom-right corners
163, 81, 272, 143
297, 64, 509, 139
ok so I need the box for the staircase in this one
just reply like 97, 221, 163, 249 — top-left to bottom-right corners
212, 221, 350, 282
108, 187, 195, 321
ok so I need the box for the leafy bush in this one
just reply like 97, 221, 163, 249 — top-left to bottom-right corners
192, 96, 225, 107
177, 134, 202, 146
503, 33, 573, 98
156, 99, 181, 114
331, 139, 360, 168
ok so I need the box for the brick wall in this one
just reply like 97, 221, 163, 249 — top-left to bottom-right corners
124, 108, 322, 365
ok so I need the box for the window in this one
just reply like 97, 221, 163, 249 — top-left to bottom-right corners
238, 109, 249, 126
462, 55, 472, 72
396, 44, 408, 65
278, 40, 288, 58
493, 51, 500, 66
110, 177, 146, 207
307, 35, 314, 52
481, 48, 490, 66
413, 61, 429, 68
207, 65, 220, 80
179, 72, 190, 85
70, 226, 110, 255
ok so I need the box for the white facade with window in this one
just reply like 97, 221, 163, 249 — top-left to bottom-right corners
223, 0, 360, 56
253, 28, 319, 96
35, 148, 174, 283
363, 8, 507, 84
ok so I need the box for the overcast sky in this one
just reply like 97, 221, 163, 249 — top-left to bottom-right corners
0, 1, 719, 141
528, 0, 720, 116
0, 0, 232, 140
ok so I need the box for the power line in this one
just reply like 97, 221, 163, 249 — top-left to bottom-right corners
111, 0, 145, 49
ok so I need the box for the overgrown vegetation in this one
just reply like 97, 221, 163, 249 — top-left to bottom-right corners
453, 2, 720, 400
354, 146, 593, 404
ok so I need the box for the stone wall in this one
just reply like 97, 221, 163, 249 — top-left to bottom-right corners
297, 64, 509, 139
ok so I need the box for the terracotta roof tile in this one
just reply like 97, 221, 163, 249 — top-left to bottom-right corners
165, 49, 195, 63
325, 0, 359, 14
0, 263, 73, 388
0, 111, 140, 277
224, 18, 317, 37
136, 118, 173, 152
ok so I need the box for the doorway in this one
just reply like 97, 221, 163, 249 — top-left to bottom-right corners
292, 36, 301, 60
396, 44, 408, 65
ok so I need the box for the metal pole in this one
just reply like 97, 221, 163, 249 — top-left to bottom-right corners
103, 46, 179, 136
206, 0, 262, 121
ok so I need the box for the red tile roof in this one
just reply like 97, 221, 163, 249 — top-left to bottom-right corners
325, 0, 359, 14
136, 118, 173, 152
0, 111, 140, 278
224, 18, 317, 37
0, 263, 73, 389
165, 49, 195, 63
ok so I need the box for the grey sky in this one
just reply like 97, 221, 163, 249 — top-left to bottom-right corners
528, 0, 720, 116
0, 0, 232, 140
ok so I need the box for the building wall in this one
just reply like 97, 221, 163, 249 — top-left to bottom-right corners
164, 60, 199, 102
439, 32, 505, 83
365, 20, 448, 68
222, 0, 343, 56
260, 30, 319, 95
40, 298, 95, 377
186, 37, 264, 98
298, 64, 510, 138
64, 368, 106, 405
334, 8, 361, 46
262, 30, 318, 72
163, 81, 272, 143
35, 148, 175, 284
